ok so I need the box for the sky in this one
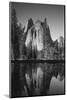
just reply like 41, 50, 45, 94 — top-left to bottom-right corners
11, 2, 65, 41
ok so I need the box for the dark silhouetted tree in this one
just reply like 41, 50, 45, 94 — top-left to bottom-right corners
27, 18, 33, 32
11, 7, 22, 59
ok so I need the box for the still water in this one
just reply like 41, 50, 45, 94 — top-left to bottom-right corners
48, 76, 64, 95
11, 61, 65, 97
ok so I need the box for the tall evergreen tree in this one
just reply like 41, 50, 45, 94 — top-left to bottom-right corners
11, 7, 20, 59
27, 18, 33, 32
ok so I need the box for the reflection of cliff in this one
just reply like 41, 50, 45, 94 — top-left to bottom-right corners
20, 18, 64, 60
11, 62, 64, 97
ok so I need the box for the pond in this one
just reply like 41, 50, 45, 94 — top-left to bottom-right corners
48, 76, 64, 95
11, 61, 65, 97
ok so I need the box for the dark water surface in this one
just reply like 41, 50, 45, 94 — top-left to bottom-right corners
11, 61, 65, 97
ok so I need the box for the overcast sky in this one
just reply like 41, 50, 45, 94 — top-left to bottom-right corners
11, 2, 65, 41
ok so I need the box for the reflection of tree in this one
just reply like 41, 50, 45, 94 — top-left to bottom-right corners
11, 62, 64, 97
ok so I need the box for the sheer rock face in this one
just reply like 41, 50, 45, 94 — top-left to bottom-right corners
24, 19, 64, 60
25, 20, 44, 52
25, 20, 44, 59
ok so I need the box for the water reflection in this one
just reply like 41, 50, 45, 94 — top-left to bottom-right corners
48, 76, 64, 95
11, 62, 65, 97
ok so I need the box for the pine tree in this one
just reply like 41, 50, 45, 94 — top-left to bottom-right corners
11, 7, 20, 59
27, 18, 33, 32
